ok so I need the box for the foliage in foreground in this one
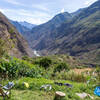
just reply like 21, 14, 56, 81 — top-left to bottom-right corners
0, 57, 43, 79
0, 55, 100, 100
1, 77, 100, 100
0, 55, 100, 83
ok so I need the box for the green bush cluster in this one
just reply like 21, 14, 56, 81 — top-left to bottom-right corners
0, 55, 92, 83
38, 57, 52, 69
0, 58, 43, 79
54, 63, 70, 72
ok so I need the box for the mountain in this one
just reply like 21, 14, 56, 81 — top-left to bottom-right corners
27, 12, 72, 48
0, 11, 33, 58
71, 8, 85, 17
29, 0, 100, 65
10, 20, 37, 42
10, 20, 30, 39
19, 21, 36, 29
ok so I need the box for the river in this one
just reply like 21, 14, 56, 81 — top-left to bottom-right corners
33, 50, 40, 57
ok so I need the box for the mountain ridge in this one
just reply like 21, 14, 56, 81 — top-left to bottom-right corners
27, 0, 100, 65
19, 21, 36, 29
0, 11, 33, 58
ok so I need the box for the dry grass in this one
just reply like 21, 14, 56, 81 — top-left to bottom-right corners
72, 68, 94, 75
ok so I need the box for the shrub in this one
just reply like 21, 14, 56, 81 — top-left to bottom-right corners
22, 56, 31, 61
54, 63, 70, 72
0, 58, 43, 79
39, 57, 52, 69
8, 28, 14, 34
96, 66, 100, 83
22, 56, 29, 60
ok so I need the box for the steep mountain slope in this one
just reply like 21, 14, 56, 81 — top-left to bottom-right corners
10, 20, 35, 40
10, 20, 29, 34
71, 8, 85, 17
49, 0, 100, 54
29, 12, 72, 48
10, 20, 37, 43
30, 0, 100, 65
0, 12, 33, 58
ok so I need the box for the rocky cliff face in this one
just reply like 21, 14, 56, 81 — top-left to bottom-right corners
0, 12, 33, 58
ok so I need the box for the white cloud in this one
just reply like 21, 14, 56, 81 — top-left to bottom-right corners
84, 0, 97, 6
4, 0, 50, 11
0, 8, 14, 13
32, 4, 49, 12
0, 8, 52, 25
4, 0, 26, 6
25, 18, 43, 25
5, 0, 19, 5
18, 9, 50, 18
18, 9, 52, 24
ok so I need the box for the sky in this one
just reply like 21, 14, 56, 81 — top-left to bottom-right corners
0, 0, 97, 25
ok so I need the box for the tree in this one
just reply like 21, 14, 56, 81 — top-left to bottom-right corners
54, 62, 70, 72
39, 57, 52, 69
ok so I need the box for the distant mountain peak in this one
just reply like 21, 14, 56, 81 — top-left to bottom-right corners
19, 21, 36, 29
45, 12, 72, 28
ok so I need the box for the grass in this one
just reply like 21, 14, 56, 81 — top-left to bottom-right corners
11, 90, 54, 100
0, 55, 100, 100
0, 77, 100, 100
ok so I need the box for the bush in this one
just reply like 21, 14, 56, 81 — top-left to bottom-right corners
22, 56, 31, 61
8, 28, 14, 34
0, 58, 43, 79
39, 57, 52, 69
96, 66, 100, 83
54, 63, 70, 72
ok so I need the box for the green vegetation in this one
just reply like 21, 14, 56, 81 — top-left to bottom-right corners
1, 77, 100, 100
54, 62, 70, 72
38, 57, 52, 69
0, 38, 7, 58
8, 28, 14, 34
53, 71, 87, 82
0, 57, 43, 79
96, 66, 100, 83
0, 55, 100, 100
0, 1, 100, 99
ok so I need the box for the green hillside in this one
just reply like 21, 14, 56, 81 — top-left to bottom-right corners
28, 0, 100, 65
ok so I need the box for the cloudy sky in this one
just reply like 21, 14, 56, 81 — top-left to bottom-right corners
0, 0, 97, 25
